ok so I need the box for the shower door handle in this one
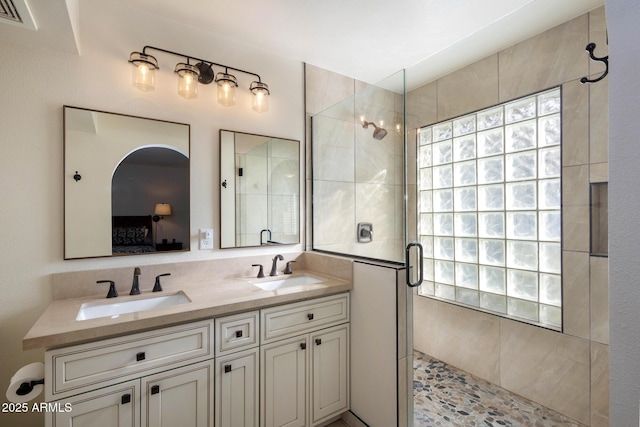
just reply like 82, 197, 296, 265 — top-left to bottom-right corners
405, 242, 423, 288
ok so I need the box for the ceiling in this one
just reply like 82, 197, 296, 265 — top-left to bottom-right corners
1, 0, 604, 89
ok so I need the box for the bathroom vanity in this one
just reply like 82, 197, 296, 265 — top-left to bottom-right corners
23, 264, 351, 427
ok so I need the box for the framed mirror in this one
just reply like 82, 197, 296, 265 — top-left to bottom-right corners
64, 106, 190, 259
220, 130, 300, 248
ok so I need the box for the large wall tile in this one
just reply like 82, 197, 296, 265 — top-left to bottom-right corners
591, 341, 610, 427
355, 131, 397, 185
590, 162, 608, 183
436, 302, 500, 384
500, 319, 590, 424
413, 296, 441, 360
563, 165, 590, 206
406, 82, 437, 130
312, 180, 355, 247
562, 80, 590, 167
563, 204, 590, 252
590, 256, 610, 344
436, 55, 499, 121
563, 251, 591, 339
499, 15, 588, 101
305, 64, 354, 115
311, 116, 354, 182
590, 78, 609, 164
588, 7, 608, 78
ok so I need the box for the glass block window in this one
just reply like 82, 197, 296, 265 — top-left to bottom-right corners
417, 87, 562, 330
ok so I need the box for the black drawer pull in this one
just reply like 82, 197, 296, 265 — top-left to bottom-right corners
121, 394, 131, 405
307, 313, 314, 321
151, 385, 160, 395
136, 352, 146, 361
300, 343, 306, 350
224, 364, 232, 373
315, 338, 322, 346
235, 330, 243, 338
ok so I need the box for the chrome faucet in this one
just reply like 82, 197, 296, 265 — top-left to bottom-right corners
270, 255, 284, 276
130, 267, 141, 295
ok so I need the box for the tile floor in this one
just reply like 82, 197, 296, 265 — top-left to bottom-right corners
413, 351, 586, 426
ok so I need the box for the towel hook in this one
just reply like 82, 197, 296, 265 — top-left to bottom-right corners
580, 42, 608, 84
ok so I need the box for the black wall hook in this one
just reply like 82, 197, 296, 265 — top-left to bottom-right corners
580, 43, 608, 84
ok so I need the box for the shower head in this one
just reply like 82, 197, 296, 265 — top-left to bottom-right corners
372, 126, 388, 140
362, 121, 388, 140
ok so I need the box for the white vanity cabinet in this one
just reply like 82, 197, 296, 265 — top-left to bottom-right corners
45, 320, 214, 427
50, 379, 140, 427
260, 293, 350, 427
214, 311, 260, 427
42, 292, 350, 427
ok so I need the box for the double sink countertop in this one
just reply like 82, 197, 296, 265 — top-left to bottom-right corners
23, 270, 351, 351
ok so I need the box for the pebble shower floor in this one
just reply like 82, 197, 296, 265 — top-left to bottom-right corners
413, 351, 586, 426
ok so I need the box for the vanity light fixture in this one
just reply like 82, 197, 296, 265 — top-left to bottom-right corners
128, 46, 270, 112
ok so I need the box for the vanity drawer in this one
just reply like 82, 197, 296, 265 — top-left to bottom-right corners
261, 293, 349, 343
45, 319, 214, 400
215, 311, 259, 356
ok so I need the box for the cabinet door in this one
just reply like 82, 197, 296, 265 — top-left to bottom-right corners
261, 335, 308, 427
311, 325, 349, 425
216, 348, 259, 427
48, 379, 139, 427
141, 360, 214, 427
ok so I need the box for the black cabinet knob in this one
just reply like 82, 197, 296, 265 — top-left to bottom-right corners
235, 330, 243, 338
151, 385, 160, 395
136, 352, 146, 361
307, 313, 314, 321
315, 338, 322, 346
224, 364, 232, 373
300, 343, 306, 350
121, 394, 131, 404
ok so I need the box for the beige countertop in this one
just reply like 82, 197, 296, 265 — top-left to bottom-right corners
23, 270, 351, 351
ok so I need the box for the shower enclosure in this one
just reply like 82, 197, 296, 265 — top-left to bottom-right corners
310, 69, 419, 426
311, 70, 408, 264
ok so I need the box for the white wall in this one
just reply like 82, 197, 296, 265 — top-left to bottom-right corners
606, 0, 640, 425
0, 1, 303, 425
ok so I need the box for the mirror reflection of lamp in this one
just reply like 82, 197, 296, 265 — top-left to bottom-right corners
153, 203, 172, 244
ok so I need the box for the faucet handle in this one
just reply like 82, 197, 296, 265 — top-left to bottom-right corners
97, 280, 118, 298
252, 264, 265, 278
153, 273, 171, 292
284, 260, 296, 275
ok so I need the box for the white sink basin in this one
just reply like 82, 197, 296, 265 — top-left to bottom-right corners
251, 275, 324, 291
76, 292, 191, 321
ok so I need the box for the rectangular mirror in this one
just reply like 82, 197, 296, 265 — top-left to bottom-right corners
64, 106, 190, 259
220, 130, 300, 248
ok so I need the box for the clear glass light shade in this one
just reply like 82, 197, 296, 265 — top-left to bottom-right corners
175, 63, 200, 99
216, 73, 238, 106
250, 81, 270, 113
129, 52, 158, 92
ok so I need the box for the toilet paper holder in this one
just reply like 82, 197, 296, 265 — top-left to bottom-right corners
16, 379, 44, 396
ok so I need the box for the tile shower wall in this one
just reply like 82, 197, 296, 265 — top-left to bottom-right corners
307, 69, 405, 262
409, 7, 608, 426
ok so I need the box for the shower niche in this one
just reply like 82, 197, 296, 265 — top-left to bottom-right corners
590, 182, 608, 257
